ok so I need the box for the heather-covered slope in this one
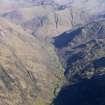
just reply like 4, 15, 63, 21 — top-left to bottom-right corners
0, 18, 64, 105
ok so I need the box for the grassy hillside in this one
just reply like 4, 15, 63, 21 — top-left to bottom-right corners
0, 18, 64, 105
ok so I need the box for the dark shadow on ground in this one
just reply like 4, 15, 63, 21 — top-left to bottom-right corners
53, 75, 105, 105
53, 28, 82, 48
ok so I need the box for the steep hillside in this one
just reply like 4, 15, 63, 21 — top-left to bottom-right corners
0, 18, 64, 105
53, 19, 105, 83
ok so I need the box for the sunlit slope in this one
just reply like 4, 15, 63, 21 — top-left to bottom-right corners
0, 18, 64, 105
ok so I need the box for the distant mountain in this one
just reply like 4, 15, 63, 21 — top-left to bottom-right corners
0, 0, 57, 7
0, 0, 105, 39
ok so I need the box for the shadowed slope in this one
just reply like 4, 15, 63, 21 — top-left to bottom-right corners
53, 74, 105, 105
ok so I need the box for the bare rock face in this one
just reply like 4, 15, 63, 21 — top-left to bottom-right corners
0, 18, 64, 105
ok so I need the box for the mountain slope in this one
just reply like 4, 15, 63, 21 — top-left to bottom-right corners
53, 19, 105, 83
0, 18, 64, 105
1, 0, 105, 39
